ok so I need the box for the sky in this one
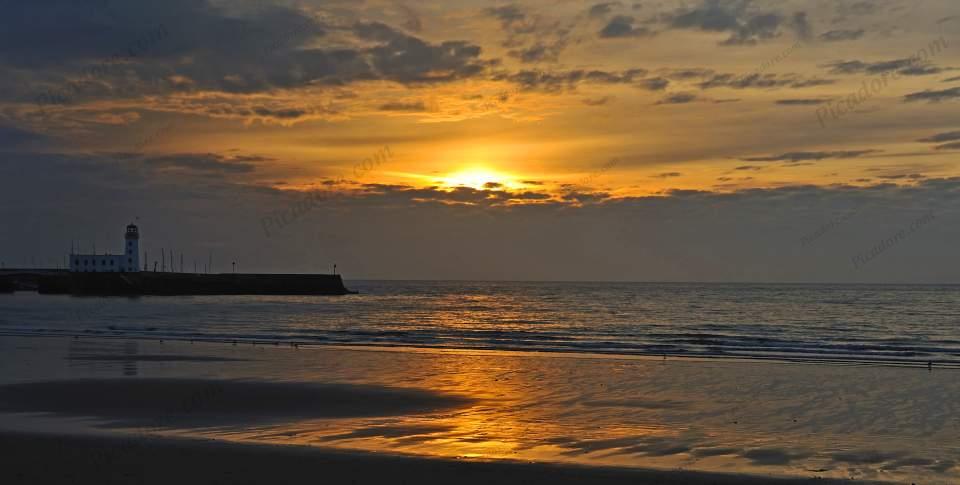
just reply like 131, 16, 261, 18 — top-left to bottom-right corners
1, 0, 959, 282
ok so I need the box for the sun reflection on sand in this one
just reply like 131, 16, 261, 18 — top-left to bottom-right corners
253, 347, 955, 482
2, 337, 958, 484
143, 344, 947, 484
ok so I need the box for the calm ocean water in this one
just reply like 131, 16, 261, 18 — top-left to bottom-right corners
1, 281, 959, 365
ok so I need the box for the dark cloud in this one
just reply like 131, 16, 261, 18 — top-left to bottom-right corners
654, 92, 735, 105
699, 73, 835, 90
353, 22, 493, 84
561, 190, 611, 204
2, 0, 496, 120
934, 142, 960, 151
0, 0, 192, 67
741, 150, 880, 162
829, 0, 897, 26
938, 15, 960, 26
790, 12, 812, 42
819, 29, 865, 42
599, 15, 654, 38
589, 2, 622, 18
485, 2, 573, 64
665, 0, 797, 46
512, 191, 552, 200
904, 87, 960, 103
378, 101, 427, 112
508, 40, 567, 63
494, 70, 582, 92
917, 131, 960, 143
656, 92, 699, 105
4, 1, 335, 98
249, 107, 308, 119
494, 68, 648, 92
636, 77, 670, 91
485, 5, 529, 31
351, 183, 563, 207
668, 0, 750, 33
900, 65, 951, 76
659, 68, 716, 80
652, 172, 683, 178
822, 58, 949, 76
178, 101, 335, 124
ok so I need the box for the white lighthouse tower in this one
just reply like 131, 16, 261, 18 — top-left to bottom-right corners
69, 223, 142, 273
125, 223, 141, 273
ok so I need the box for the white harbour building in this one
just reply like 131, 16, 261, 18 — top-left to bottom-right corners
69, 224, 141, 273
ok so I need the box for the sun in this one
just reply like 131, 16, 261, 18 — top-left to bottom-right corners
441, 167, 518, 190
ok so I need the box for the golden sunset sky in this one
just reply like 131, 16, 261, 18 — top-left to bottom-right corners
3, 0, 960, 281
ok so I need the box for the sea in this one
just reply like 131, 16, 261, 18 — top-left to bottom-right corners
2, 281, 959, 366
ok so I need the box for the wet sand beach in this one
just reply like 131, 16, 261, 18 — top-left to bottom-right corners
0, 378, 472, 428
0, 335, 957, 484
0, 431, 876, 485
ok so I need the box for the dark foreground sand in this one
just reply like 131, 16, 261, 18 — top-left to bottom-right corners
0, 378, 473, 427
0, 431, 881, 485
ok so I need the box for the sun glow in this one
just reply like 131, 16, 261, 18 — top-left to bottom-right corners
441, 167, 519, 190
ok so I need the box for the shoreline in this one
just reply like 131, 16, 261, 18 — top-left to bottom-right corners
0, 431, 882, 485
1, 331, 956, 369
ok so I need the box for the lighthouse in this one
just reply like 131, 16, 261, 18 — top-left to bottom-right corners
125, 224, 140, 273
69, 223, 141, 273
